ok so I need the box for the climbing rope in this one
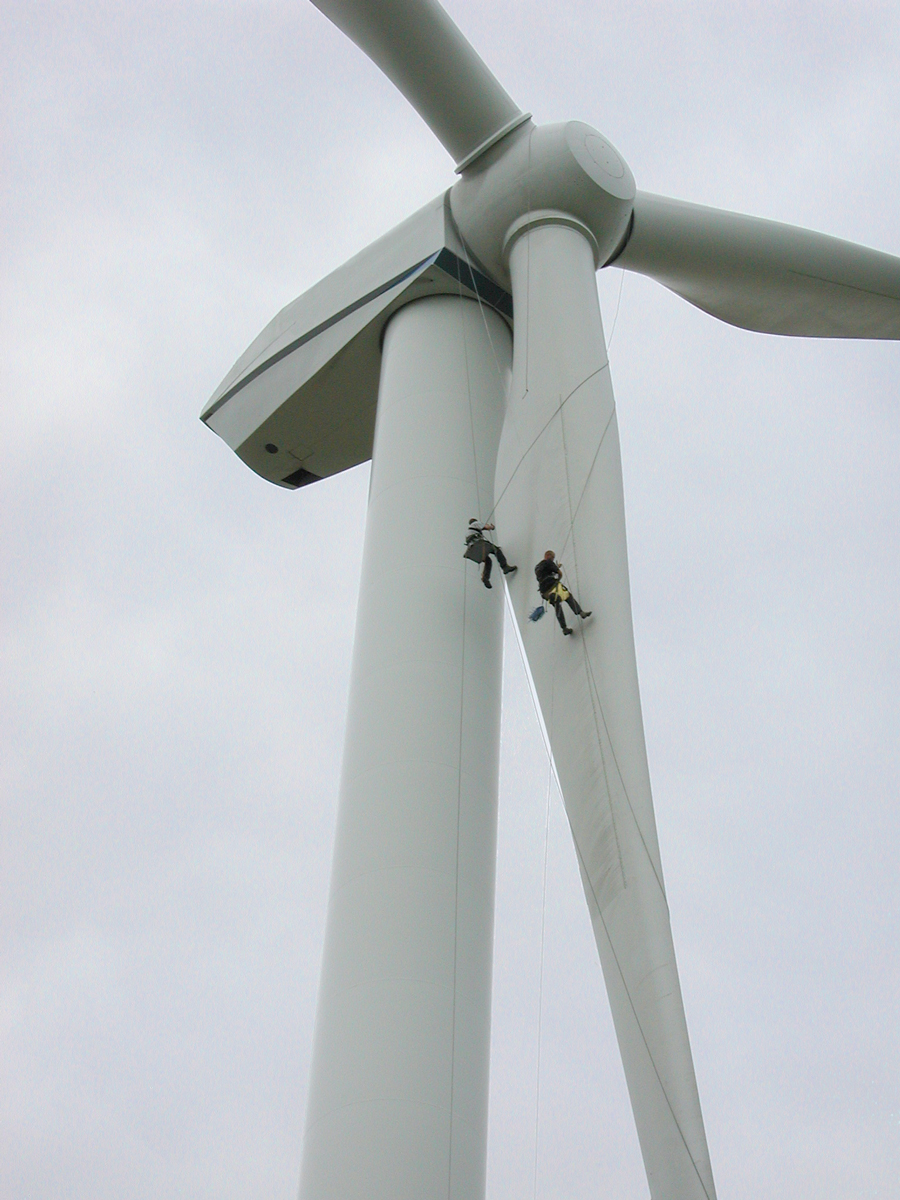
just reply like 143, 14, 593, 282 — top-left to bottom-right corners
532, 683, 554, 1200
606, 268, 626, 350
455, 215, 712, 1200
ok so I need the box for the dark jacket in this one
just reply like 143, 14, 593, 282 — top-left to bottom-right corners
534, 558, 562, 597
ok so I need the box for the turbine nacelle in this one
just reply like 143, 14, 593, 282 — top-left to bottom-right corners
450, 120, 635, 284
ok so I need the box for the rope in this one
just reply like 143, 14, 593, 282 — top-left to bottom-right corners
557, 405, 615, 564
499, 369, 704, 1192
532, 683, 554, 1200
501, 580, 558, 1200
448, 281, 482, 1197
487, 362, 609, 525
554, 394, 706, 1193
458, 208, 708, 1200
557, 395, 665, 900
557, 399, 626, 886
456, 258, 483, 516
606, 268, 626, 350
568, 825, 713, 1200
446, 530, 467, 1200
505, 580, 708, 1200
502, 581, 562, 791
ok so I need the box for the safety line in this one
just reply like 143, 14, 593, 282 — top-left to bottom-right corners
552, 397, 668, 900
545, 393, 707, 1190
508, 367, 698, 1186
456, 263, 483, 516
476, 262, 664, 902
447, 561, 468, 1200
569, 832, 714, 1200
450, 217, 509, 397
488, 362, 609, 524
502, 577, 706, 1197
557, 405, 615, 564
606, 268, 626, 351
448, 175, 701, 1200
558, 388, 626, 887
467, 185, 706, 1200
555, 395, 665, 901
523, 125, 535, 398
532, 683, 554, 1200
580, 646, 667, 903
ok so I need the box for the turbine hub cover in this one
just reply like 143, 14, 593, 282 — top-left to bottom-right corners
449, 121, 635, 285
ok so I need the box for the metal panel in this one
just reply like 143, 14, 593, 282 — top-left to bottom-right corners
202, 196, 512, 488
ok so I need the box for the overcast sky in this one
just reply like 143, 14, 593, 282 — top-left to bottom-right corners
2, 3, 899, 1198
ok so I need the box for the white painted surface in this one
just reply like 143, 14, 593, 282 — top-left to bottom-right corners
617, 191, 900, 338
451, 121, 635, 285
298, 295, 512, 1200
495, 220, 716, 1200
309, 0, 523, 167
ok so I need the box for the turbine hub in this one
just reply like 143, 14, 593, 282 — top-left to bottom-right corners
449, 120, 635, 286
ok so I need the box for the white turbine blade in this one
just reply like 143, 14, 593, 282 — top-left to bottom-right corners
309, 0, 528, 169
494, 219, 717, 1200
613, 190, 900, 339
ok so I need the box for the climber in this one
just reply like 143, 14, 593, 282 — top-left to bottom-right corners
534, 551, 591, 635
463, 520, 517, 589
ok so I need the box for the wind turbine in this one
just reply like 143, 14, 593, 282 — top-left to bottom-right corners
200, 2, 900, 1198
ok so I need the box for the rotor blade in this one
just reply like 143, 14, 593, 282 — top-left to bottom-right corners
494, 219, 717, 1200
309, 0, 528, 169
613, 191, 900, 339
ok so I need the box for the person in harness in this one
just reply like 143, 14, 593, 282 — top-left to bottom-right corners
534, 550, 591, 635
463, 520, 517, 588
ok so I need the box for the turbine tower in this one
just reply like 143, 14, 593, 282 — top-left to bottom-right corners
200, 3, 900, 1198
